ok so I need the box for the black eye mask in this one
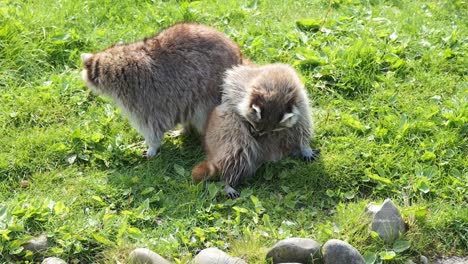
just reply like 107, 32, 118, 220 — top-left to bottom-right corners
246, 121, 275, 138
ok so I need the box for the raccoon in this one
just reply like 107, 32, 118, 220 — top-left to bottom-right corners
81, 23, 243, 157
192, 63, 320, 198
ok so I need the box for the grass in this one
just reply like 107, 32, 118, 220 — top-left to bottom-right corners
0, 0, 467, 263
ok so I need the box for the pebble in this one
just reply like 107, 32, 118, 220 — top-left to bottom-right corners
23, 234, 48, 252
420, 255, 428, 264
435, 256, 468, 264
322, 239, 365, 264
367, 199, 405, 243
193, 247, 246, 264
266, 238, 321, 263
20, 180, 30, 188
128, 248, 170, 264
42, 257, 67, 264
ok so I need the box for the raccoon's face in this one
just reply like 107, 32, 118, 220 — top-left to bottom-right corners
81, 53, 106, 94
242, 89, 300, 137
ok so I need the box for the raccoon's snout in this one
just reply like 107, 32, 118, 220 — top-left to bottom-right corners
81, 69, 100, 92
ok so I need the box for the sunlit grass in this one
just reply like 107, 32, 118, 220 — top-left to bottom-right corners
0, 0, 466, 263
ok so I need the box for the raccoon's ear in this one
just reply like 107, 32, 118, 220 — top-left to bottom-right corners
251, 104, 262, 120
280, 106, 300, 127
280, 112, 295, 124
81, 53, 93, 63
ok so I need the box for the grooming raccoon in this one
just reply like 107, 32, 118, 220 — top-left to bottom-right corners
81, 23, 243, 157
192, 63, 320, 198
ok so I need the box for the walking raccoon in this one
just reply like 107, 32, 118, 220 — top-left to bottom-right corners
81, 23, 243, 157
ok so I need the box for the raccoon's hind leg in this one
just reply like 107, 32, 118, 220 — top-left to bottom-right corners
221, 155, 257, 199
190, 106, 211, 134
142, 132, 163, 158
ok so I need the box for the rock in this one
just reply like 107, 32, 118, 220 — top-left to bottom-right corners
322, 239, 365, 264
367, 199, 405, 243
266, 238, 322, 264
435, 256, 468, 264
42, 257, 67, 264
23, 234, 48, 252
20, 180, 30, 188
128, 248, 170, 264
365, 204, 382, 214
420, 255, 428, 264
193, 248, 246, 264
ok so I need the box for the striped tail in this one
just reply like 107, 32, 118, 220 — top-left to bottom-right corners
192, 161, 219, 183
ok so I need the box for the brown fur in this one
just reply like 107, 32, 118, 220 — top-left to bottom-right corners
81, 23, 243, 157
191, 161, 219, 183
192, 64, 319, 198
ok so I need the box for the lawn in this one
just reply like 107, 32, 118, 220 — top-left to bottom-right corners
0, 0, 466, 263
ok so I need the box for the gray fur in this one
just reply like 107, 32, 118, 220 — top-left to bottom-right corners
202, 64, 318, 197
81, 23, 243, 156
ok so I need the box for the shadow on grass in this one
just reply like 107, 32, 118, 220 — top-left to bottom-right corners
105, 132, 336, 215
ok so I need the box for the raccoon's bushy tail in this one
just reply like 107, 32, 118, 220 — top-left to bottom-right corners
192, 161, 219, 183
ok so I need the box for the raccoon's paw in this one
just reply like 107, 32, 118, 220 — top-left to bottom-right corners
224, 185, 240, 199
301, 147, 320, 162
142, 147, 158, 158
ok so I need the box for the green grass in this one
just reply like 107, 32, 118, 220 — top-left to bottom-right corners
0, 0, 467, 263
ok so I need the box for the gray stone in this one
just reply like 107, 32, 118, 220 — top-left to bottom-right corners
42, 257, 67, 264
367, 199, 405, 243
435, 256, 468, 264
266, 238, 322, 263
128, 248, 170, 264
193, 248, 246, 264
23, 234, 48, 252
420, 255, 428, 264
322, 239, 365, 264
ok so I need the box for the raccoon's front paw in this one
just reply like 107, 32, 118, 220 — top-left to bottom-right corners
142, 147, 158, 158
301, 147, 320, 162
224, 185, 240, 199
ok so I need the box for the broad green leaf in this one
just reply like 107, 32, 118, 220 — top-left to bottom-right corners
208, 183, 218, 200
393, 240, 411, 253
296, 18, 321, 32
92, 233, 112, 245
421, 151, 436, 161
54, 201, 68, 215
127, 227, 143, 238
141, 187, 154, 195
417, 179, 430, 193
103, 213, 115, 222
8, 224, 24, 232
232, 206, 248, 213
0, 229, 11, 241
90, 133, 104, 143
173, 164, 186, 177
91, 196, 105, 206
363, 251, 377, 264
135, 198, 150, 216
344, 190, 355, 200
370, 231, 381, 240
92, 196, 103, 202
250, 195, 260, 206
379, 250, 396, 260
342, 114, 367, 132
